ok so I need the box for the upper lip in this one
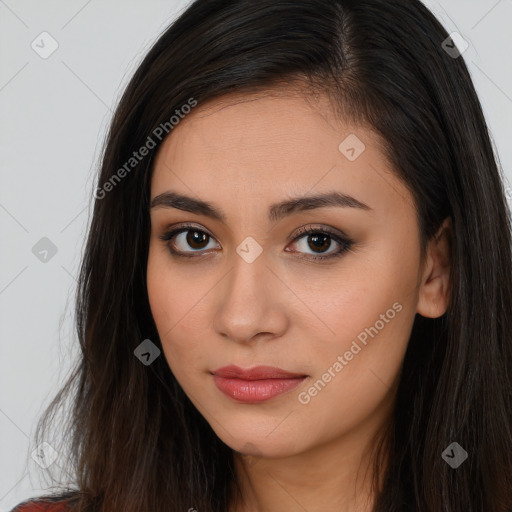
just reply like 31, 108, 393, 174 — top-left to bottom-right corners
211, 365, 307, 380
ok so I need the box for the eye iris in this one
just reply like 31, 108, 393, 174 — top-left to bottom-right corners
187, 230, 208, 249
308, 233, 330, 253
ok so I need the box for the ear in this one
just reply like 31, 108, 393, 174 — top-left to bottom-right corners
417, 217, 452, 318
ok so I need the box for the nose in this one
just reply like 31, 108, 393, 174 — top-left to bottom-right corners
212, 251, 289, 345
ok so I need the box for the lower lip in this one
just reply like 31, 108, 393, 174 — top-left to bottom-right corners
212, 375, 306, 403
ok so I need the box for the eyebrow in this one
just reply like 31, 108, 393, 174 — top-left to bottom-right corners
150, 190, 372, 223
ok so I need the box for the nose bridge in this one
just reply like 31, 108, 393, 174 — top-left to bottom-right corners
225, 243, 270, 312
213, 243, 285, 343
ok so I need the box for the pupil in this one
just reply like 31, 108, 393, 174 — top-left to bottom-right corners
308, 234, 330, 253
187, 230, 207, 249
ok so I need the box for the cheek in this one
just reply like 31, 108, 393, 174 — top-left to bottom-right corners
146, 245, 214, 375
302, 292, 412, 396
146, 247, 173, 337
293, 249, 418, 428
308, 243, 416, 351
292, 299, 414, 449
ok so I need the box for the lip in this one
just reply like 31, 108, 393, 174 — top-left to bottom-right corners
211, 365, 306, 380
211, 365, 308, 403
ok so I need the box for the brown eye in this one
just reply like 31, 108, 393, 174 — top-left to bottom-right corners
185, 230, 209, 250
158, 224, 221, 257
305, 233, 331, 253
288, 226, 353, 261
159, 223, 353, 261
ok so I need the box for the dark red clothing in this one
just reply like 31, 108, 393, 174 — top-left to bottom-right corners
10, 500, 71, 512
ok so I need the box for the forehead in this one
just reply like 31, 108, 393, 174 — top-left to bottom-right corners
154, 92, 342, 174
150, 90, 411, 222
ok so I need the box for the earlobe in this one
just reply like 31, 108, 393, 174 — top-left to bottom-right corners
416, 217, 452, 319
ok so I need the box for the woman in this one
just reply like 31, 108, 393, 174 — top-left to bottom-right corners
12, 0, 512, 511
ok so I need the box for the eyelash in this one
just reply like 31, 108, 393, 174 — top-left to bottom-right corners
158, 223, 354, 262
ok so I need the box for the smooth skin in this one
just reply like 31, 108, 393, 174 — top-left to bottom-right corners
147, 88, 452, 512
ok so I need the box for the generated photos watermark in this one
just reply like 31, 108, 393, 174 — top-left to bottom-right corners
94, 97, 198, 200
298, 301, 403, 405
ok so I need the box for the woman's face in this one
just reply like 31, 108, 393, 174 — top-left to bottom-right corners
147, 89, 448, 459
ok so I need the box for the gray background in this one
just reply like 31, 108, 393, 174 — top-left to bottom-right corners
1, 0, 511, 509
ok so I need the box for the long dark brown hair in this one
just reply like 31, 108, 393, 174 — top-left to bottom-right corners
18, 0, 512, 510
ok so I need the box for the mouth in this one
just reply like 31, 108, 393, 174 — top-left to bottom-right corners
210, 365, 308, 403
